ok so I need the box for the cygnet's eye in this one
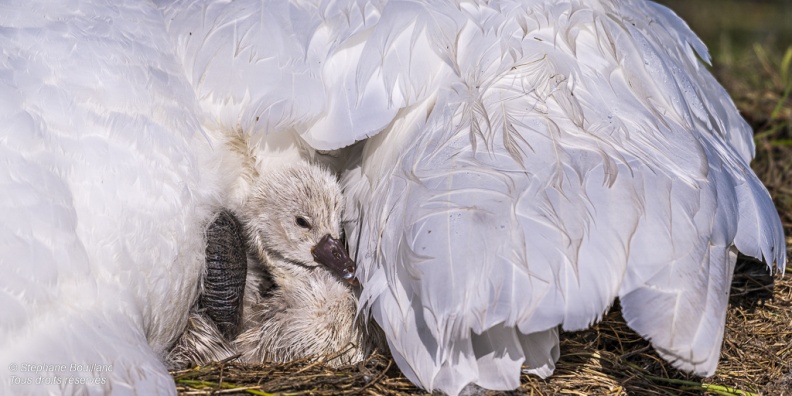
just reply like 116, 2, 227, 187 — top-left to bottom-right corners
295, 216, 312, 230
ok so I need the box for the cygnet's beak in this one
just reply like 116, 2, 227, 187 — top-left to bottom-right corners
311, 234, 357, 283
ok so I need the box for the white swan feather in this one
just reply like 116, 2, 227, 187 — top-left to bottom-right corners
1, 1, 225, 394
328, 1, 785, 394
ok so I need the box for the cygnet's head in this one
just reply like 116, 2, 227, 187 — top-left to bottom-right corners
242, 163, 355, 282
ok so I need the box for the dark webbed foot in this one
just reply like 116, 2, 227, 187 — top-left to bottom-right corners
201, 210, 247, 341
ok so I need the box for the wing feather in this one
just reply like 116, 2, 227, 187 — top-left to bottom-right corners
341, 1, 786, 394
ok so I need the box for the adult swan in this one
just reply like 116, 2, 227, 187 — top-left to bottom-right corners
1, 0, 786, 395
159, 0, 786, 394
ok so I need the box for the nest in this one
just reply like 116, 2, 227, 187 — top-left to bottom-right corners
171, 256, 792, 396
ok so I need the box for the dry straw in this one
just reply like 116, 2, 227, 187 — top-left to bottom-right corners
172, 259, 791, 395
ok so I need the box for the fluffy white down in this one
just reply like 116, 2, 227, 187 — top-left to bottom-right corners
2, 0, 787, 396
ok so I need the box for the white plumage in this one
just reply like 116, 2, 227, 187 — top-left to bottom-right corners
338, 2, 787, 394
2, 0, 786, 395
336, 2, 788, 394
158, 0, 785, 393
0, 1, 225, 394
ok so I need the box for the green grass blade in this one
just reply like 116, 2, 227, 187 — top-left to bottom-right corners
780, 46, 792, 88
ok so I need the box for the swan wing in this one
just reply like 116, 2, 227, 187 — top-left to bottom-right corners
342, 1, 786, 394
157, 0, 408, 151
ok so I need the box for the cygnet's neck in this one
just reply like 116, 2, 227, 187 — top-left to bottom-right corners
257, 247, 317, 287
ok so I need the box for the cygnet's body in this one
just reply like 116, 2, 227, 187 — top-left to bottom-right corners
235, 164, 376, 365
168, 163, 381, 368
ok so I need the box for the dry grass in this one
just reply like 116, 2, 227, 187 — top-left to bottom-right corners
172, 43, 792, 396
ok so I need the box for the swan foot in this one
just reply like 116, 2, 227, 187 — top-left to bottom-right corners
201, 210, 248, 341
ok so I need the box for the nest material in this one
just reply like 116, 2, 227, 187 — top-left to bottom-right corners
172, 257, 792, 396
